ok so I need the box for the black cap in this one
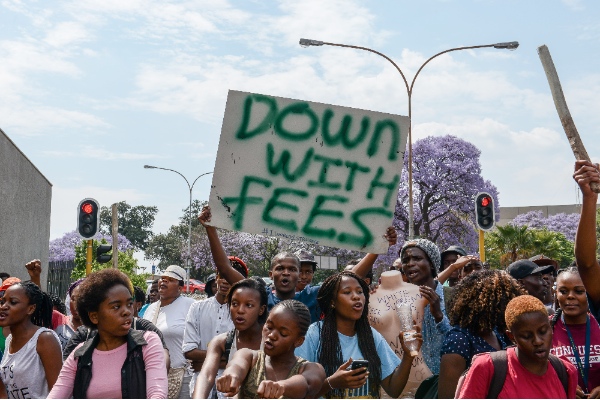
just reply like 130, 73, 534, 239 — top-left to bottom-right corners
440, 245, 467, 260
506, 259, 555, 280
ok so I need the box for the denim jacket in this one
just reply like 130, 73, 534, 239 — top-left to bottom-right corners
73, 329, 147, 399
421, 281, 451, 375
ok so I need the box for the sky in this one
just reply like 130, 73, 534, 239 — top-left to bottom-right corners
3, 0, 600, 268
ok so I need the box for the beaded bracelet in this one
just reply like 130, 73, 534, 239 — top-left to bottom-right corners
326, 377, 335, 390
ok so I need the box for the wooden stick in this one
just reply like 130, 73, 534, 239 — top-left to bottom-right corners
537, 44, 600, 193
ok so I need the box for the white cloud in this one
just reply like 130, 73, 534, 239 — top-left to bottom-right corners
42, 146, 167, 160
44, 21, 91, 47
411, 118, 578, 207
2, 106, 109, 136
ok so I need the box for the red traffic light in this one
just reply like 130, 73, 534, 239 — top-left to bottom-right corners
475, 192, 495, 231
77, 198, 99, 239
81, 203, 94, 214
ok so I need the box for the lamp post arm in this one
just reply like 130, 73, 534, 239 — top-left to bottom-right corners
409, 43, 495, 94
322, 41, 410, 96
152, 167, 192, 191
190, 171, 214, 192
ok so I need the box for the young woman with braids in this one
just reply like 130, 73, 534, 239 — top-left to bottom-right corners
295, 270, 421, 398
437, 269, 526, 398
0, 281, 63, 398
217, 300, 325, 399
550, 267, 600, 398
193, 278, 268, 399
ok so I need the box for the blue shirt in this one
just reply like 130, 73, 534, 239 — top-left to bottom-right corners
441, 326, 509, 368
295, 321, 401, 398
421, 281, 451, 375
268, 285, 321, 323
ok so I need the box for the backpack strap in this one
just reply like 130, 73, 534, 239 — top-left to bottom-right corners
487, 350, 509, 399
222, 329, 235, 361
548, 354, 569, 396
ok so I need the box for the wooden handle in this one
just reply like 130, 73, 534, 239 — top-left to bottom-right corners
537, 44, 600, 193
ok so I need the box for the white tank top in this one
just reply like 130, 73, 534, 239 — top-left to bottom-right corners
0, 327, 60, 399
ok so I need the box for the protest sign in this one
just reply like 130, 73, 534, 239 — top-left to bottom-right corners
208, 90, 408, 253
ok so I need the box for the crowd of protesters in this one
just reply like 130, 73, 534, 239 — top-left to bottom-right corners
1, 160, 600, 398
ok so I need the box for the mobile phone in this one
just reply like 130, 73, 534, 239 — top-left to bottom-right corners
350, 360, 369, 370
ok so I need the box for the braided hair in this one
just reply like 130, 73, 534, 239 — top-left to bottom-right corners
551, 266, 584, 328
50, 294, 67, 315
17, 282, 53, 329
272, 299, 311, 336
316, 271, 381, 398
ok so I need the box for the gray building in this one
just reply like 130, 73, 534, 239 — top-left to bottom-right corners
498, 204, 583, 226
0, 128, 51, 288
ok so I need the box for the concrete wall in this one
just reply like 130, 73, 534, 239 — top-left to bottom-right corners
498, 204, 584, 226
0, 128, 51, 289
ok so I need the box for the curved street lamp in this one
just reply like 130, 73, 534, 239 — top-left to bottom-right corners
144, 165, 213, 289
299, 38, 518, 239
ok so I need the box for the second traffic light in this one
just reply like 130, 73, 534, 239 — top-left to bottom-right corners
475, 192, 495, 231
77, 198, 99, 239
97, 244, 112, 264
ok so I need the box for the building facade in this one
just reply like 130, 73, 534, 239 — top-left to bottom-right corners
0, 128, 52, 288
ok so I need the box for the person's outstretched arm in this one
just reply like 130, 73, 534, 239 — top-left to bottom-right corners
436, 256, 475, 285
193, 334, 226, 399
256, 362, 326, 399
573, 160, 600, 307
215, 348, 254, 398
198, 206, 244, 285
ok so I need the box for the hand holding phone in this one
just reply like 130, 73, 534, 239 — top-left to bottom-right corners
349, 359, 369, 371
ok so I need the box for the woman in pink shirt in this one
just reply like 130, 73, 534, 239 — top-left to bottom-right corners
49, 269, 167, 399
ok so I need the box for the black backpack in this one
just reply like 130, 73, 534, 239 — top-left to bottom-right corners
455, 349, 569, 398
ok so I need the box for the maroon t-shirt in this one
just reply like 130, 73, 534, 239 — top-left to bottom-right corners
458, 347, 577, 399
551, 313, 600, 392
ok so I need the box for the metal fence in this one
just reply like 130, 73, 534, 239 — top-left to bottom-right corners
47, 260, 75, 300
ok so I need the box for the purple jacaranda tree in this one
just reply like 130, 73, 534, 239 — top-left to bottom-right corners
49, 230, 133, 262
511, 210, 579, 242
190, 229, 293, 279
394, 135, 500, 253
189, 227, 367, 280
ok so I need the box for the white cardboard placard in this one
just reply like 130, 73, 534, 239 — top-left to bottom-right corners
208, 90, 408, 253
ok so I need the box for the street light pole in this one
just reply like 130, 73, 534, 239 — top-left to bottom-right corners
144, 165, 213, 290
299, 39, 518, 239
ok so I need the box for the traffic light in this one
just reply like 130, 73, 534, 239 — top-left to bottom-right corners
475, 192, 495, 231
77, 198, 99, 239
96, 244, 112, 263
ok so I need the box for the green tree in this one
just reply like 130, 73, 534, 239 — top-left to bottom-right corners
530, 229, 573, 267
72, 238, 147, 288
485, 224, 535, 268
485, 225, 574, 268
145, 224, 188, 270
99, 201, 158, 251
